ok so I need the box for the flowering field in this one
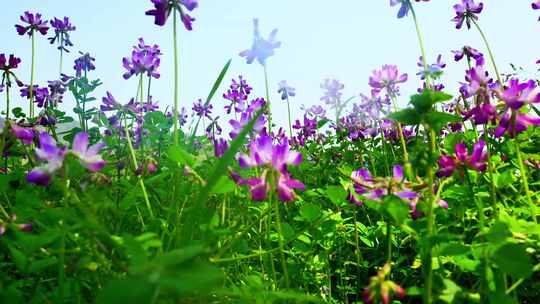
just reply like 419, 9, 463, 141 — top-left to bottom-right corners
1, 0, 540, 303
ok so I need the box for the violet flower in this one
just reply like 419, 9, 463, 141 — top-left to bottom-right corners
223, 76, 252, 114
234, 134, 304, 202
27, 132, 67, 186
277, 80, 296, 100
533, 1, 540, 20
192, 99, 213, 119
239, 19, 281, 66
11, 124, 34, 145
122, 38, 161, 80
0, 54, 21, 87
292, 114, 318, 146
452, 45, 484, 65
48, 17, 76, 52
320, 79, 344, 108
369, 64, 408, 97
213, 138, 229, 158
436, 140, 487, 178
452, 0, 484, 30
495, 79, 540, 138
417, 55, 446, 80
71, 132, 106, 171
74, 52, 96, 77
389, 0, 430, 19
15, 12, 49, 36
145, 0, 198, 29
304, 105, 326, 119
229, 98, 267, 139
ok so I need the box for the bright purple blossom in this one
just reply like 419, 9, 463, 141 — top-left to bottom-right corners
452, 45, 484, 65
533, 1, 540, 20
74, 52, 96, 77
239, 19, 281, 66
494, 79, 540, 137
122, 38, 161, 80
71, 132, 106, 172
15, 12, 49, 36
27, 132, 67, 186
452, 0, 484, 30
213, 138, 229, 158
0, 54, 21, 87
320, 79, 344, 108
223, 76, 252, 114
192, 99, 213, 119
292, 114, 318, 146
146, 0, 198, 29
11, 124, 34, 145
417, 55, 446, 80
437, 140, 487, 177
48, 17, 76, 52
369, 64, 408, 96
229, 98, 267, 139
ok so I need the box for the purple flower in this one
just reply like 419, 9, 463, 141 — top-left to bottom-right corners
192, 99, 213, 119
11, 124, 34, 145
48, 17, 76, 52
453, 0, 484, 30
452, 45, 484, 65
369, 64, 407, 97
235, 135, 304, 202
494, 79, 540, 138
15, 12, 49, 36
74, 52, 96, 77
277, 80, 296, 100
213, 138, 229, 158
71, 132, 106, 171
145, 0, 198, 29
533, 1, 540, 20
223, 76, 252, 114
437, 140, 487, 177
101, 92, 121, 112
417, 55, 446, 80
229, 98, 267, 139
390, 0, 430, 19
122, 38, 161, 80
304, 105, 326, 119
239, 19, 281, 66
320, 79, 344, 108
0, 54, 22, 72
293, 114, 318, 146
357, 93, 390, 122
27, 132, 67, 186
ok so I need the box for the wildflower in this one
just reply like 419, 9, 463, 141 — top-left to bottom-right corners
277, 80, 296, 100
11, 124, 34, 145
213, 138, 229, 158
71, 132, 106, 171
304, 105, 326, 119
229, 98, 267, 139
390, 0, 430, 19
101, 92, 121, 112
533, 1, 540, 20
453, 0, 484, 30
362, 263, 406, 304
452, 45, 484, 65
122, 38, 161, 80
292, 114, 318, 146
48, 17, 76, 52
369, 64, 408, 97
145, 0, 198, 29
494, 79, 540, 137
358, 93, 391, 122
320, 79, 344, 108
417, 55, 446, 80
192, 99, 213, 119
0, 54, 21, 87
239, 19, 281, 66
234, 135, 304, 202
15, 12, 49, 36
223, 76, 252, 114
436, 140, 487, 177
74, 52, 96, 77
20, 85, 50, 108
27, 132, 67, 186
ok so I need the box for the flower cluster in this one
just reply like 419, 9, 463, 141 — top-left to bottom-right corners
74, 52, 96, 77
362, 263, 406, 304
146, 0, 198, 29
320, 78, 345, 109
48, 17, 76, 52
122, 38, 162, 80
229, 98, 267, 139
369, 64, 408, 97
27, 132, 106, 186
233, 134, 304, 202
0, 54, 21, 87
223, 76, 252, 114
495, 79, 540, 137
453, 0, 484, 30
15, 11, 49, 36
437, 140, 487, 178
239, 19, 281, 66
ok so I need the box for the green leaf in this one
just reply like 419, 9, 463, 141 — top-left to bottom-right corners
383, 195, 410, 224
424, 111, 461, 133
210, 176, 236, 195
437, 243, 470, 256
299, 203, 321, 221
317, 118, 330, 129
492, 243, 532, 278
324, 186, 348, 207
167, 146, 195, 166
387, 108, 422, 125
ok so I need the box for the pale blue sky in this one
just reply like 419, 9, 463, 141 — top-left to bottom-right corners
1, 1, 539, 129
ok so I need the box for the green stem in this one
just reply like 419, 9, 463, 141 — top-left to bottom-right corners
390, 94, 412, 179
29, 32, 36, 118
263, 65, 272, 132
482, 126, 498, 210
59, 36, 64, 76
514, 140, 537, 223
409, 3, 430, 88
172, 8, 180, 145
273, 194, 290, 288
286, 96, 293, 138
5, 83, 10, 120
423, 129, 437, 304
471, 18, 502, 87
386, 220, 392, 263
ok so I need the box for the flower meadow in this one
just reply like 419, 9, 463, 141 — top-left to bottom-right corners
1, 1, 540, 303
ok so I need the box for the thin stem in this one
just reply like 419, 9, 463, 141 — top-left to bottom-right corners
273, 194, 290, 288
59, 36, 64, 76
286, 97, 293, 138
29, 32, 36, 118
390, 94, 412, 179
386, 220, 392, 263
263, 65, 272, 132
5, 84, 10, 120
423, 129, 437, 304
514, 140, 537, 223
409, 3, 430, 88
471, 19, 503, 87
172, 8, 180, 145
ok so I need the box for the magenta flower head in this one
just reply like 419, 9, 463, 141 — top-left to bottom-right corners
15, 11, 49, 36
27, 132, 67, 186
0, 54, 22, 87
494, 79, 540, 137
192, 99, 213, 118
74, 52, 96, 77
239, 19, 281, 66
145, 0, 198, 29
452, 45, 484, 65
11, 124, 34, 145
234, 134, 304, 202
362, 263, 406, 304
48, 17, 76, 52
452, 0, 484, 30
122, 38, 161, 80
223, 76, 252, 114
229, 98, 267, 139
437, 140, 487, 178
71, 132, 106, 172
277, 80, 296, 100
533, 1, 540, 20
369, 64, 408, 97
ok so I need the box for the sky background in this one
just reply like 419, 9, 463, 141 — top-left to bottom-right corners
1, 0, 540, 130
